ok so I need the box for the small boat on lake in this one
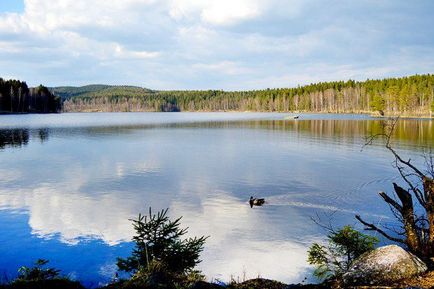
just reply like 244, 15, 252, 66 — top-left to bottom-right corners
284, 115, 300, 120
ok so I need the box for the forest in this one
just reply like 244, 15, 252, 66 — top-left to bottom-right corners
0, 78, 61, 113
59, 74, 434, 116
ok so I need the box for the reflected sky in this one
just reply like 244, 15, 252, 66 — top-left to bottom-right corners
0, 113, 432, 285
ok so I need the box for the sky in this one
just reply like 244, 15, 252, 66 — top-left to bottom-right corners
0, 0, 433, 90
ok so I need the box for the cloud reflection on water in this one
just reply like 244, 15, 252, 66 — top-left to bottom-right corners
171, 192, 312, 282
0, 184, 313, 282
0, 113, 432, 284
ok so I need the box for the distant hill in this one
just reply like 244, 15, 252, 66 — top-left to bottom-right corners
50, 85, 153, 100
50, 85, 112, 100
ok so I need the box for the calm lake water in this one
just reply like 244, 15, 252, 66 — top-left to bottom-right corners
0, 112, 432, 286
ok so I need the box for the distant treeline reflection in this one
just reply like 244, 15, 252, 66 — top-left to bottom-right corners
0, 128, 49, 149
238, 119, 433, 148
154, 119, 432, 148
253, 119, 431, 144
0, 119, 431, 150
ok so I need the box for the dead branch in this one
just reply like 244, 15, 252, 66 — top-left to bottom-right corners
379, 191, 403, 212
355, 215, 405, 244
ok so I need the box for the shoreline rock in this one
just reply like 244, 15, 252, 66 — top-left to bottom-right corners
343, 245, 427, 286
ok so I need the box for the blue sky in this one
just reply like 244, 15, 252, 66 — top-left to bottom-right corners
0, 0, 433, 90
0, 0, 24, 13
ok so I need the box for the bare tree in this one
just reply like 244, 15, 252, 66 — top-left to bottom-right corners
357, 118, 434, 265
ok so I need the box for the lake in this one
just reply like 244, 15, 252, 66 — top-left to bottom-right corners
0, 112, 432, 286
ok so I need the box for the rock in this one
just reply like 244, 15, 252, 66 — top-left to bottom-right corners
343, 245, 427, 286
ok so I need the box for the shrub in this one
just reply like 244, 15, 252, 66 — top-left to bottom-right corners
307, 226, 378, 281
117, 208, 208, 287
16, 259, 60, 281
3, 259, 85, 289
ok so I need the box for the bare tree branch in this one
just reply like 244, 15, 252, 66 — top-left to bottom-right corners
379, 191, 403, 212
310, 211, 338, 233
423, 149, 434, 178
355, 215, 405, 244
360, 116, 434, 260
394, 161, 426, 207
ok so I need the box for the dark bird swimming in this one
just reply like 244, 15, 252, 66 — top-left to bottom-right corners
249, 196, 265, 208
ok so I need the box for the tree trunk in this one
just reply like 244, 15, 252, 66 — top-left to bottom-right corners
423, 177, 434, 256
393, 183, 421, 254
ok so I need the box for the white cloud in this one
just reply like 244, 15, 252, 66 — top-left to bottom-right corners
169, 0, 262, 26
114, 44, 160, 59
169, 0, 203, 20
193, 61, 251, 75
200, 0, 261, 26
0, 0, 432, 89
20, 0, 157, 32
169, 0, 305, 26
0, 0, 164, 53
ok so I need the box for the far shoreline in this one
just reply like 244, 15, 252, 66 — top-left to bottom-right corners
1, 110, 433, 120
28, 110, 434, 119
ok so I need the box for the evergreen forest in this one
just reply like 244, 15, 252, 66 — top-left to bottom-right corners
58, 74, 434, 116
0, 78, 61, 113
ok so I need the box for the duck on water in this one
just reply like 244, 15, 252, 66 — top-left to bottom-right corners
249, 196, 265, 208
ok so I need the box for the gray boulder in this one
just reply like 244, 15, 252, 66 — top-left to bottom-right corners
343, 245, 427, 286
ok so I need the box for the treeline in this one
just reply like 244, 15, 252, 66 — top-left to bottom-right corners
0, 78, 61, 113
61, 74, 434, 115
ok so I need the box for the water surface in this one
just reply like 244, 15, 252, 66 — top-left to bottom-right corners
0, 112, 432, 286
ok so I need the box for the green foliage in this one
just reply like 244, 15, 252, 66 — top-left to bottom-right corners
307, 226, 378, 281
117, 208, 208, 279
370, 94, 385, 111
116, 260, 205, 289
0, 259, 85, 289
16, 259, 60, 281
307, 244, 330, 280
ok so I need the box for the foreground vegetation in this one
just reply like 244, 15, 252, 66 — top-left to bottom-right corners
0, 259, 84, 289
307, 226, 379, 282
1, 204, 433, 288
58, 74, 434, 116
114, 208, 208, 289
1, 221, 432, 289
